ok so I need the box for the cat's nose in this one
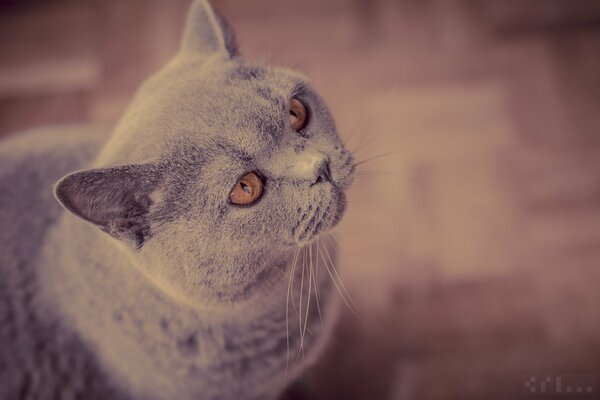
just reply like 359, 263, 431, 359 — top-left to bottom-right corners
273, 149, 331, 183
313, 159, 331, 185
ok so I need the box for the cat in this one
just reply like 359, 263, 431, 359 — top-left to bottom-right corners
0, 1, 354, 399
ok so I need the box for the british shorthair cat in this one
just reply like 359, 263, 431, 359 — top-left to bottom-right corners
0, 1, 354, 399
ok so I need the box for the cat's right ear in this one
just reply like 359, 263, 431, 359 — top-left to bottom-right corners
53, 165, 161, 248
179, 0, 238, 58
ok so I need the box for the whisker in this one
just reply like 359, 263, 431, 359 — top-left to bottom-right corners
302, 243, 314, 357
284, 247, 300, 388
353, 150, 408, 168
349, 131, 404, 158
317, 240, 361, 319
295, 246, 309, 363
350, 130, 376, 156
289, 248, 301, 319
314, 239, 324, 324
330, 232, 344, 248
322, 237, 360, 314
349, 121, 425, 157
286, 55, 301, 73
350, 135, 387, 158
341, 119, 363, 149
297, 246, 306, 356
355, 170, 405, 176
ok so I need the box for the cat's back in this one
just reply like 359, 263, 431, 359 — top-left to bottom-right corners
0, 125, 108, 262
0, 124, 107, 183
0, 126, 121, 400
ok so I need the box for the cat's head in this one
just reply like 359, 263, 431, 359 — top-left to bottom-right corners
54, 0, 354, 309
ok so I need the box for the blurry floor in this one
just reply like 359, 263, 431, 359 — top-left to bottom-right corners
1, 0, 600, 399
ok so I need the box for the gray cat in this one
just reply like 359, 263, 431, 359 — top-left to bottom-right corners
0, 1, 354, 399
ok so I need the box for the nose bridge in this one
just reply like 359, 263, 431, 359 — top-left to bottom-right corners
289, 147, 325, 181
270, 145, 327, 182
301, 148, 322, 170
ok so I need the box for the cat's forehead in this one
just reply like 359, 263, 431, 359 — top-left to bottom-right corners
161, 58, 306, 99
219, 62, 310, 116
107, 59, 314, 164
168, 60, 310, 144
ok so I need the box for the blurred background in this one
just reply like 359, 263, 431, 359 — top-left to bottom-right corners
1, 0, 600, 398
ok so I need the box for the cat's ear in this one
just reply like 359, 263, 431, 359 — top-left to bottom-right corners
179, 0, 238, 58
54, 165, 161, 248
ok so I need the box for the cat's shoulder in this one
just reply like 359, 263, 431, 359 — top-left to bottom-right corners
0, 124, 109, 169
0, 124, 109, 274
0, 124, 108, 228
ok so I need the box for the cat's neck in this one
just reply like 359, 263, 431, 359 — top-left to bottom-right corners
44, 214, 300, 320
39, 213, 338, 400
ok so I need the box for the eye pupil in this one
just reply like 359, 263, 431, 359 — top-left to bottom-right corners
229, 172, 263, 206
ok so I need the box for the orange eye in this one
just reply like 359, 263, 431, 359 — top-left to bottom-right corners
229, 172, 263, 206
289, 98, 308, 131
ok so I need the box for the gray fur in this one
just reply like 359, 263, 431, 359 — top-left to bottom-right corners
0, 1, 353, 399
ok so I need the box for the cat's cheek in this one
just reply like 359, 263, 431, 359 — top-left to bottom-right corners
329, 190, 348, 228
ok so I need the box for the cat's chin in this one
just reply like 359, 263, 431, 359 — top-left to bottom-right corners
292, 190, 347, 246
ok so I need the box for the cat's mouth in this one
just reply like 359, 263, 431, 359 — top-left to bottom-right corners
292, 190, 346, 244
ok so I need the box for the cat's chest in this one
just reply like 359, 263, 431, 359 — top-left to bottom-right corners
42, 238, 337, 400
114, 282, 336, 395
79, 291, 333, 400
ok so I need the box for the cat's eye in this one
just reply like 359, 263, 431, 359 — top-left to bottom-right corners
229, 172, 264, 206
289, 98, 308, 131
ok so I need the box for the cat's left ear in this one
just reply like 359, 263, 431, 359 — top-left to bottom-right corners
53, 165, 161, 248
179, 0, 238, 58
